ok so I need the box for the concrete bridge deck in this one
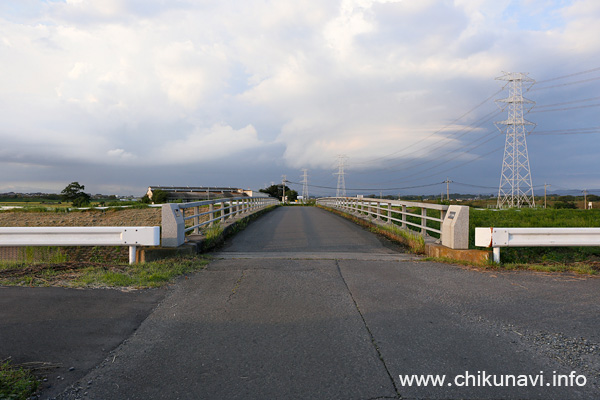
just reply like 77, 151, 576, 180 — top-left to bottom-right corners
3, 206, 599, 399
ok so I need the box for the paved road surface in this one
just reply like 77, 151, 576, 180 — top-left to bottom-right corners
0, 286, 165, 398
37, 207, 600, 398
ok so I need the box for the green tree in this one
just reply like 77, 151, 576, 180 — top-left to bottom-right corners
259, 184, 298, 202
61, 182, 91, 207
151, 189, 169, 204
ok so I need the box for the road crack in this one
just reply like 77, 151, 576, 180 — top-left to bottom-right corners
227, 270, 246, 302
335, 260, 401, 399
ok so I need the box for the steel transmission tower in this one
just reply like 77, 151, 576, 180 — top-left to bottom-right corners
300, 168, 309, 203
335, 155, 347, 197
495, 72, 536, 208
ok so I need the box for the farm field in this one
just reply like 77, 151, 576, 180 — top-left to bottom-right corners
469, 208, 600, 265
0, 207, 161, 227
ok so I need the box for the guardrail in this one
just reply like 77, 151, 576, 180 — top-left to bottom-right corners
316, 197, 469, 249
475, 227, 600, 262
162, 197, 279, 247
0, 227, 160, 264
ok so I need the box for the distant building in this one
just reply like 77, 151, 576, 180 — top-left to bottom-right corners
146, 186, 269, 203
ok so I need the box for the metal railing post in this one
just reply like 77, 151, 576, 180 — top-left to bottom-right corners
209, 203, 214, 227
387, 202, 392, 223
421, 208, 427, 235
402, 205, 407, 228
194, 206, 200, 234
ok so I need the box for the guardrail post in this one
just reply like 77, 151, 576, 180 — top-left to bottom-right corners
129, 245, 137, 264
209, 203, 214, 227
401, 205, 407, 228
162, 204, 185, 247
376, 201, 381, 220
420, 208, 427, 235
387, 202, 392, 223
441, 205, 469, 249
493, 247, 501, 263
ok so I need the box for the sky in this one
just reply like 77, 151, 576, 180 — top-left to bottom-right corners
0, 0, 599, 197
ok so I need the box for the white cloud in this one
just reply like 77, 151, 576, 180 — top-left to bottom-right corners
0, 0, 598, 194
156, 123, 263, 164
107, 148, 136, 161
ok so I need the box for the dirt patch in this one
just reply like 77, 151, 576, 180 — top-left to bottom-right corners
0, 208, 161, 227
0, 208, 162, 264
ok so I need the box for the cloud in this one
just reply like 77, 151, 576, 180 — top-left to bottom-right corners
0, 0, 598, 194
156, 123, 264, 164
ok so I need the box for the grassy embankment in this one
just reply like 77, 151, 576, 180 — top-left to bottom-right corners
468, 208, 600, 273
0, 256, 210, 288
336, 204, 600, 273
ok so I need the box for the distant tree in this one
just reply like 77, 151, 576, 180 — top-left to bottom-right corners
61, 182, 91, 207
151, 189, 168, 204
141, 194, 152, 204
259, 184, 281, 198
553, 201, 577, 209
259, 184, 298, 202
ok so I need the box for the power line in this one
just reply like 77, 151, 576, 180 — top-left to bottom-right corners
351, 109, 502, 177
529, 76, 600, 92
285, 180, 444, 192
351, 89, 503, 166
535, 66, 600, 84
531, 126, 600, 135
534, 96, 600, 109
530, 103, 600, 113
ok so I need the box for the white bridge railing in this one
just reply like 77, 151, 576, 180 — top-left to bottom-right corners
316, 197, 469, 249
0, 227, 160, 264
475, 227, 600, 263
162, 197, 279, 247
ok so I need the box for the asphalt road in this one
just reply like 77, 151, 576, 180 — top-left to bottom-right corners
0, 286, 165, 399
8, 206, 600, 399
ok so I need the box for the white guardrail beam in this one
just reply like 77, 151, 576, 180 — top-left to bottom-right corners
475, 227, 600, 263
0, 226, 160, 264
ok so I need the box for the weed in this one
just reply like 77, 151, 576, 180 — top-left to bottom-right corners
470, 208, 600, 264
203, 222, 223, 241
0, 359, 39, 400
74, 256, 211, 288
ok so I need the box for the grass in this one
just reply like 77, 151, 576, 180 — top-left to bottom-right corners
372, 222, 425, 253
423, 256, 598, 275
0, 360, 39, 400
0, 256, 210, 288
470, 208, 600, 265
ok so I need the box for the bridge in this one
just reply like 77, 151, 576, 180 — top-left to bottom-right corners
54, 206, 599, 399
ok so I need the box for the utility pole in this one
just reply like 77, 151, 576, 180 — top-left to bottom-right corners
443, 178, 453, 201
495, 72, 536, 209
583, 189, 588, 210
544, 183, 550, 208
281, 175, 287, 203
334, 155, 347, 197
300, 169, 309, 203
